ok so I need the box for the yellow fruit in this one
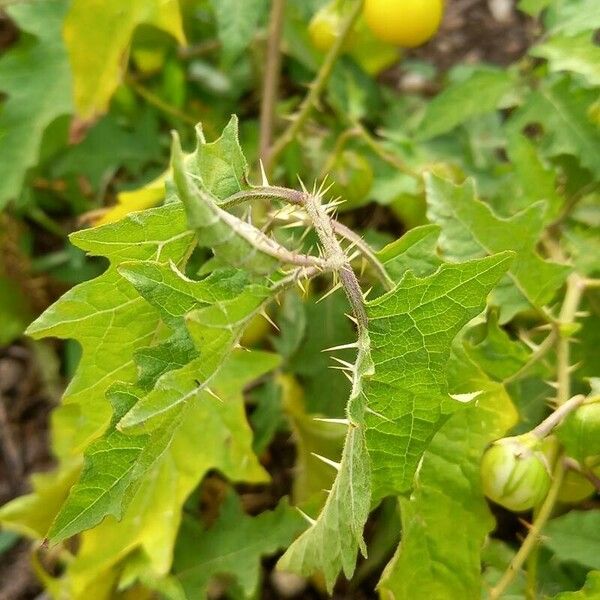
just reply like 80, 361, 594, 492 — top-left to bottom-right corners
308, 4, 344, 52
363, 0, 444, 48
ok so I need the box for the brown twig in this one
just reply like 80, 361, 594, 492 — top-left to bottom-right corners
259, 0, 286, 164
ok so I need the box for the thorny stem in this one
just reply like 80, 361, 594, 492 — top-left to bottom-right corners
221, 186, 394, 290
259, 0, 286, 164
556, 274, 586, 406
331, 220, 395, 291
491, 274, 589, 599
266, 0, 363, 173
223, 186, 305, 208
489, 458, 566, 600
304, 190, 368, 334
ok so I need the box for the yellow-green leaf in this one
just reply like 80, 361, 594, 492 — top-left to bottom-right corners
64, 0, 185, 119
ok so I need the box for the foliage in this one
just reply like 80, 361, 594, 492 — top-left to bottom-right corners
0, 0, 599, 599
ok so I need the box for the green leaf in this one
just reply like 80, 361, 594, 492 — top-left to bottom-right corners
171, 118, 283, 275
554, 572, 600, 599
543, 512, 600, 570
464, 310, 533, 381
117, 267, 273, 431
377, 224, 442, 281
426, 174, 569, 322
174, 493, 305, 598
504, 128, 563, 222
531, 33, 600, 87
278, 329, 373, 591
378, 346, 518, 599
365, 253, 513, 500
64, 0, 185, 118
279, 253, 511, 590
509, 77, 600, 176
0, 0, 72, 207
549, 0, 600, 36
416, 68, 514, 141
49, 349, 276, 596
26, 202, 195, 457
209, 0, 268, 65
52, 111, 162, 191
49, 261, 278, 542
281, 375, 346, 503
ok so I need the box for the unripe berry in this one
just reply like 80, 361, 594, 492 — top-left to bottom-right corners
481, 433, 551, 512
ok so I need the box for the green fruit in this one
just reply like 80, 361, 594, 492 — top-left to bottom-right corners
481, 433, 552, 512
328, 150, 373, 211
559, 397, 600, 459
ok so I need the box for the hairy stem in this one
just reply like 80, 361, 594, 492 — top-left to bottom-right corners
266, 0, 363, 173
259, 0, 286, 164
331, 220, 395, 291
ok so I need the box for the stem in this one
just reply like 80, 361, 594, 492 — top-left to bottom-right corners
221, 186, 394, 290
319, 127, 361, 178
304, 191, 368, 333
492, 273, 588, 598
489, 458, 566, 600
223, 186, 305, 208
259, 0, 286, 164
331, 220, 395, 291
266, 0, 363, 173
531, 394, 585, 439
556, 274, 586, 406
352, 121, 419, 179
503, 331, 556, 385
125, 75, 196, 125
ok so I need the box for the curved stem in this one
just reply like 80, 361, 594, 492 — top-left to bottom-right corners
266, 0, 363, 173
531, 394, 585, 439
125, 75, 197, 125
222, 186, 304, 208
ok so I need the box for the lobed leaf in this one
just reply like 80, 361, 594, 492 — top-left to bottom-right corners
365, 253, 514, 499
378, 346, 518, 599
175, 493, 305, 598
426, 174, 569, 322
